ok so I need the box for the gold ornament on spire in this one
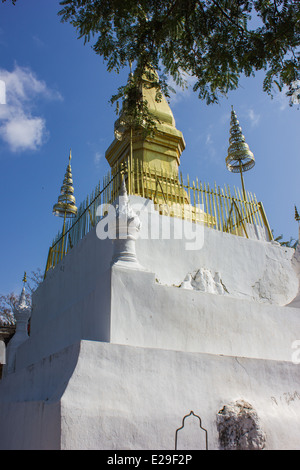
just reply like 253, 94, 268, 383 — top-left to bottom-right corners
53, 150, 78, 260
226, 107, 255, 199
53, 149, 78, 219
22, 272, 27, 284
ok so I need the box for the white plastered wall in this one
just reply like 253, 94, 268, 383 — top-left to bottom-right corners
13, 196, 299, 371
0, 196, 299, 450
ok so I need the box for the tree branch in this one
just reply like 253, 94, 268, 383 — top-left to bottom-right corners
209, 0, 247, 35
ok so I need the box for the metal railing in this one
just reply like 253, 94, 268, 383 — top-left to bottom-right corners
44, 157, 273, 277
44, 165, 124, 277
127, 159, 272, 239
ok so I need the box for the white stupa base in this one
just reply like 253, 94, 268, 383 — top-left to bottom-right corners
0, 340, 300, 450
1, 196, 299, 450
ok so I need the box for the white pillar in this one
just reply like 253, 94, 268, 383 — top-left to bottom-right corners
111, 178, 143, 269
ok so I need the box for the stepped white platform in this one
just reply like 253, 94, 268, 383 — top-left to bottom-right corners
0, 197, 299, 450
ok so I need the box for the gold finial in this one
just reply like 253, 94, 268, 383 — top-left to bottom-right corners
53, 150, 78, 260
53, 150, 78, 219
22, 272, 27, 284
295, 205, 300, 222
226, 107, 255, 173
226, 107, 255, 199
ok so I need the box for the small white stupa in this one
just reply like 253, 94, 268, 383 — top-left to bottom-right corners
4, 273, 31, 376
110, 176, 143, 269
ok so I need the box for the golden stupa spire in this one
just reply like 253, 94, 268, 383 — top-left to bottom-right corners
53, 149, 78, 219
53, 149, 78, 260
226, 107, 255, 199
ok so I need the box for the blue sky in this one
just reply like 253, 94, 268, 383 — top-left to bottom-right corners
1, 0, 299, 295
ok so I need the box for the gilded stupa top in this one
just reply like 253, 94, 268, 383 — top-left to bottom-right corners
106, 66, 185, 172
53, 150, 78, 219
140, 67, 176, 128
226, 107, 255, 174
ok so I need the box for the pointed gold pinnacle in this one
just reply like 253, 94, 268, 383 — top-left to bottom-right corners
53, 150, 78, 219
226, 107, 255, 174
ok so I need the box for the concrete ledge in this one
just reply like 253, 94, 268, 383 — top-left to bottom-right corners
111, 265, 300, 361
2, 340, 299, 449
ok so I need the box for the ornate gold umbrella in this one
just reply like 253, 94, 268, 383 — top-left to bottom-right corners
53, 150, 77, 259
226, 107, 255, 200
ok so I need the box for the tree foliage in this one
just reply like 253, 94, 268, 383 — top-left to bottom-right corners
56, 0, 300, 106
0, 292, 21, 325
273, 233, 298, 248
3, 0, 300, 126
0, 269, 43, 325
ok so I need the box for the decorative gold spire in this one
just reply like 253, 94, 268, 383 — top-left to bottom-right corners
107, 66, 185, 185
53, 149, 78, 219
22, 272, 27, 285
226, 107, 255, 198
53, 150, 78, 260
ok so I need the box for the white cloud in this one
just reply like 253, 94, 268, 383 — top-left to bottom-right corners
32, 35, 45, 48
94, 151, 102, 166
0, 80, 5, 104
0, 65, 62, 152
220, 111, 231, 125
0, 117, 47, 152
270, 83, 299, 111
205, 130, 217, 160
206, 133, 212, 145
247, 108, 260, 127
290, 80, 300, 106
167, 71, 197, 104
275, 80, 300, 108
